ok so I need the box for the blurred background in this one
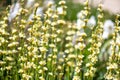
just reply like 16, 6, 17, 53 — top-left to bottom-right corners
0, 0, 119, 21
74, 0, 120, 14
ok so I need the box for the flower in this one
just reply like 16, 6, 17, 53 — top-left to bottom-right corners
77, 10, 85, 19
73, 76, 80, 80
76, 19, 85, 30
102, 31, 109, 39
87, 16, 96, 29
43, 0, 55, 9
116, 33, 120, 45
8, 2, 20, 22
36, 7, 43, 16
102, 20, 114, 39
25, 0, 35, 8
28, 7, 43, 21
57, 7, 63, 15
72, 17, 85, 45
44, 0, 55, 5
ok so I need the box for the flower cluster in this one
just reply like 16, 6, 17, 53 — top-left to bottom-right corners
0, 0, 120, 80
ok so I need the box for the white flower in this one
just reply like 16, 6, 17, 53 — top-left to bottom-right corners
77, 18, 85, 30
77, 10, 85, 19
28, 7, 43, 21
115, 33, 120, 52
25, 0, 35, 8
72, 10, 86, 46
103, 20, 114, 33
76, 19, 85, 36
36, 7, 43, 16
102, 31, 109, 39
43, 0, 55, 9
57, 7, 63, 15
76, 11, 85, 30
102, 20, 114, 39
44, 0, 55, 5
77, 19, 85, 27
87, 16, 96, 29
8, 2, 20, 22
72, 17, 85, 45
72, 19, 85, 45
116, 34, 120, 45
